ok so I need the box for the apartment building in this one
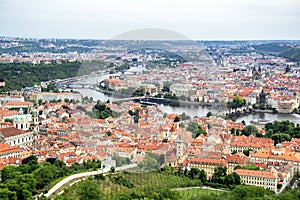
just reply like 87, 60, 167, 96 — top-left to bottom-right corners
188, 157, 227, 178
235, 167, 277, 192
250, 144, 300, 174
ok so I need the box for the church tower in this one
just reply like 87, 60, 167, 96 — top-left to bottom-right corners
31, 109, 39, 133
30, 108, 39, 142
176, 133, 183, 158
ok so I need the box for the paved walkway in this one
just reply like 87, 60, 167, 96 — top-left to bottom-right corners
172, 186, 226, 192
44, 163, 137, 198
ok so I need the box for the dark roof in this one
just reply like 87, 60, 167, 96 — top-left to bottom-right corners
0, 127, 26, 138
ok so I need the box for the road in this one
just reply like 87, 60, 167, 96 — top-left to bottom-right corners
172, 186, 226, 192
44, 163, 137, 198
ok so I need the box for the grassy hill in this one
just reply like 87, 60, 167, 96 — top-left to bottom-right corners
55, 170, 300, 200
58, 171, 203, 200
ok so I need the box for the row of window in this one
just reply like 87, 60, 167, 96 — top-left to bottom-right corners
15, 123, 29, 129
9, 136, 33, 145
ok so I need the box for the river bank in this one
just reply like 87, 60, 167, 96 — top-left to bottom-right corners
64, 72, 300, 125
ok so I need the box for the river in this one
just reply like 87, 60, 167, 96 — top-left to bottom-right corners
68, 74, 300, 125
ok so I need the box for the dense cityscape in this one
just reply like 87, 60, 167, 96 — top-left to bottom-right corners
0, 36, 300, 200
1, 0, 300, 199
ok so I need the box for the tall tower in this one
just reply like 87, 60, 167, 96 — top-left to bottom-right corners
176, 132, 183, 158
30, 108, 40, 145
31, 109, 39, 133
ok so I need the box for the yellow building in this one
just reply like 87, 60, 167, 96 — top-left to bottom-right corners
189, 157, 227, 178
234, 167, 277, 192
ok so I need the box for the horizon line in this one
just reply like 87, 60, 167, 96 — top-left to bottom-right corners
1, 35, 300, 42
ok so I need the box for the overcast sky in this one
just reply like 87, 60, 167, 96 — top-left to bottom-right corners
1, 0, 300, 40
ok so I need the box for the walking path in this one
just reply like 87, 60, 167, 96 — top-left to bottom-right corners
43, 163, 137, 198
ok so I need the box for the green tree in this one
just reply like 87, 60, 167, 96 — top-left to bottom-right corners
94, 102, 114, 119
230, 185, 273, 200
34, 164, 58, 189
188, 168, 200, 179
231, 128, 236, 135
271, 133, 291, 144
207, 123, 212, 129
224, 173, 240, 186
207, 112, 212, 117
77, 179, 103, 200
106, 131, 112, 137
243, 149, 252, 156
211, 166, 227, 184
38, 99, 43, 106
110, 166, 115, 173
0, 188, 17, 200
228, 96, 245, 109
174, 116, 180, 122
224, 173, 235, 186
1, 165, 21, 183
199, 169, 207, 183
187, 121, 207, 138
236, 129, 241, 136
242, 125, 259, 136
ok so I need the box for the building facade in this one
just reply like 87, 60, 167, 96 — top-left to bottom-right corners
235, 168, 277, 192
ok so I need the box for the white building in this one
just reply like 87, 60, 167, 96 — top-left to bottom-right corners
0, 127, 34, 146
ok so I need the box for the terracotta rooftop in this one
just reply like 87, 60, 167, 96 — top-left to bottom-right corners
4, 101, 33, 106
234, 169, 276, 179
0, 127, 27, 138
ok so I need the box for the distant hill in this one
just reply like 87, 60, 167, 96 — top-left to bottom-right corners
252, 43, 291, 55
0, 60, 107, 91
280, 47, 300, 61
252, 43, 300, 61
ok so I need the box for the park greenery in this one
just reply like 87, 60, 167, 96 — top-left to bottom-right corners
92, 101, 115, 119
186, 121, 207, 138
241, 125, 260, 137
227, 96, 246, 109
229, 120, 300, 145
265, 120, 300, 144
0, 155, 101, 199
234, 164, 259, 171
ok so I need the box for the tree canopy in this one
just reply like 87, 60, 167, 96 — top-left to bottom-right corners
186, 121, 207, 138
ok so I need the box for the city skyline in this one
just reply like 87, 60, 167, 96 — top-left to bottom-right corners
1, 0, 300, 40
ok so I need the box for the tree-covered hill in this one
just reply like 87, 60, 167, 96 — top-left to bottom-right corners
252, 43, 291, 55
252, 43, 300, 61
0, 60, 107, 91
280, 47, 300, 61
